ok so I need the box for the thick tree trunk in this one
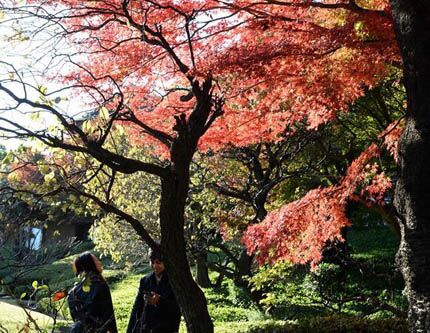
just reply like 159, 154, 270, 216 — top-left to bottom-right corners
390, 2, 430, 332
160, 175, 214, 333
195, 251, 212, 288
157, 81, 216, 333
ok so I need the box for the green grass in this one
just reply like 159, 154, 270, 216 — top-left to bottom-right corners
110, 273, 142, 332
348, 226, 399, 261
108, 271, 265, 332
106, 227, 402, 333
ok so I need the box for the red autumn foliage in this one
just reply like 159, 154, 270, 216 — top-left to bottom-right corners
379, 119, 405, 162
27, 0, 399, 152
242, 143, 393, 268
199, 0, 399, 148
23, 0, 400, 266
7, 162, 43, 186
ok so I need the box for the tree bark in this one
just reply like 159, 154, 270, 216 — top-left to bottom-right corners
234, 250, 264, 305
195, 251, 212, 288
390, 2, 430, 332
157, 79, 216, 333
160, 174, 214, 333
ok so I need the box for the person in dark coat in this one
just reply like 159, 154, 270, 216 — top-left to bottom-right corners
68, 252, 118, 333
127, 250, 181, 333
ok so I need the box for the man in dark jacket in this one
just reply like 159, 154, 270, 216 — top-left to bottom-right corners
127, 250, 181, 333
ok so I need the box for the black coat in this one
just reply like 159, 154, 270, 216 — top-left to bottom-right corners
127, 272, 181, 333
68, 274, 118, 333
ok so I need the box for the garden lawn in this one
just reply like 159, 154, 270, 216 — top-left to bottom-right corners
108, 226, 404, 332
109, 272, 266, 333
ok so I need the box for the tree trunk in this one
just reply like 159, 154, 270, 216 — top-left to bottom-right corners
390, 2, 430, 332
195, 251, 212, 288
157, 84, 216, 333
234, 250, 264, 305
231, 190, 266, 305
160, 175, 214, 333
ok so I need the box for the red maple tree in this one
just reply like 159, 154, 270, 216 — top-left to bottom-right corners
0, 0, 407, 331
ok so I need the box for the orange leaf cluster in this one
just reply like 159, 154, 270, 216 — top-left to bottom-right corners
52, 290, 66, 302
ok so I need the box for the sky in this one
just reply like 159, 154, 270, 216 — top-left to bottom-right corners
0, 9, 85, 150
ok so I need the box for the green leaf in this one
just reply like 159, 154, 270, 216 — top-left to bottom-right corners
32, 280, 38, 289
39, 164, 50, 174
116, 125, 124, 136
20, 292, 27, 299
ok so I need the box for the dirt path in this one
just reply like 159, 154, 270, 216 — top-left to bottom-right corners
0, 299, 54, 332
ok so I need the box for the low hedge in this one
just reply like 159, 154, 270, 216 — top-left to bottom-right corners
214, 316, 407, 333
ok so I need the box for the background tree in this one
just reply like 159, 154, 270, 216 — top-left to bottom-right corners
206, 76, 403, 302
205, 128, 325, 303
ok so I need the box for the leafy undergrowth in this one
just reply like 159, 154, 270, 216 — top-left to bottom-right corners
108, 226, 406, 332
0, 225, 407, 332
213, 316, 407, 333
240, 225, 407, 331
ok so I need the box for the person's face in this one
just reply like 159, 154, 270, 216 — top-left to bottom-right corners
151, 259, 165, 276
72, 261, 77, 275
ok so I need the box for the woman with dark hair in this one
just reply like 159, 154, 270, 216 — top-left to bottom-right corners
68, 252, 117, 333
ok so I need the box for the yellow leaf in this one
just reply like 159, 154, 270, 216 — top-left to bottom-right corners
99, 106, 109, 120
44, 172, 55, 183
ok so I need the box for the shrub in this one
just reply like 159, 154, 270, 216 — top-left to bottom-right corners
37, 296, 71, 320
208, 305, 249, 322
213, 320, 297, 333
211, 316, 408, 333
303, 315, 408, 333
